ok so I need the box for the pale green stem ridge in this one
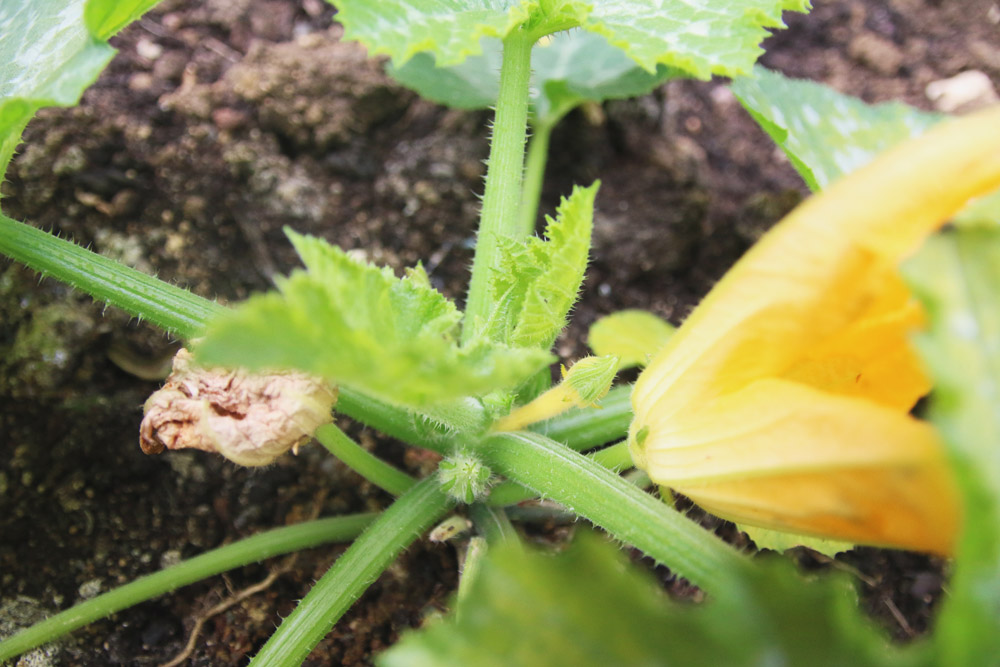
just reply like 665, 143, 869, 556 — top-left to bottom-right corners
0, 215, 225, 339
478, 432, 752, 591
486, 436, 632, 507
469, 502, 520, 545
532, 383, 633, 449
518, 120, 554, 236
315, 424, 416, 496
0, 514, 376, 662
248, 478, 454, 666
462, 29, 535, 344
588, 440, 633, 472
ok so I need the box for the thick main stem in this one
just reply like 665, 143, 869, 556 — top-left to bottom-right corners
248, 477, 453, 665
478, 432, 753, 592
462, 29, 535, 344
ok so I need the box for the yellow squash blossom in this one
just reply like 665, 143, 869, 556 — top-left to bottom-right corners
628, 106, 1000, 556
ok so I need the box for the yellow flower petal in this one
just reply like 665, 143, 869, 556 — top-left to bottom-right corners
634, 378, 958, 554
632, 106, 1000, 426
630, 105, 1000, 554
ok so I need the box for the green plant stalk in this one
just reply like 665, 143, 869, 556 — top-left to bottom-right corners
462, 28, 535, 344
0, 218, 474, 449
487, 438, 633, 507
315, 423, 416, 496
518, 120, 554, 236
469, 502, 520, 545
532, 383, 633, 449
479, 431, 752, 591
0, 215, 225, 339
588, 440, 633, 472
0, 514, 376, 662
249, 477, 454, 665
454, 536, 488, 617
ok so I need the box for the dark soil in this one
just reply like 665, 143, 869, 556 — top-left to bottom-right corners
2, 0, 998, 664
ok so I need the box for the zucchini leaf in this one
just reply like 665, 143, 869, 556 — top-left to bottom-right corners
197, 230, 553, 408
389, 31, 682, 126
485, 182, 597, 349
731, 66, 1000, 225
0, 0, 159, 182
332, 0, 810, 79
587, 309, 675, 369
905, 228, 1000, 665
379, 531, 920, 667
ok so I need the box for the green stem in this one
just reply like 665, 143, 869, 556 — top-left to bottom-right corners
478, 432, 752, 591
0, 214, 225, 339
588, 440, 633, 472
462, 28, 535, 344
315, 424, 416, 496
532, 384, 633, 450
455, 536, 488, 617
0, 215, 472, 450
0, 514, 376, 662
486, 438, 632, 507
249, 477, 454, 665
518, 120, 554, 236
469, 503, 520, 545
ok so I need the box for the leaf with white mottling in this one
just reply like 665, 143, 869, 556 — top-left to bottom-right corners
335, 0, 809, 80
731, 67, 941, 191
732, 67, 1000, 225
583, 0, 811, 79
0, 0, 158, 182
331, 0, 584, 68
390, 30, 680, 124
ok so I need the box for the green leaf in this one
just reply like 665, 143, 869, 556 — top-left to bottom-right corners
587, 309, 675, 369
731, 67, 1000, 225
486, 182, 597, 349
904, 229, 1000, 665
197, 229, 553, 408
0, 0, 158, 182
380, 531, 918, 667
336, 1, 808, 79
739, 524, 853, 557
330, 0, 528, 68
389, 31, 681, 125
85, 0, 161, 38
583, 0, 811, 79
731, 66, 942, 192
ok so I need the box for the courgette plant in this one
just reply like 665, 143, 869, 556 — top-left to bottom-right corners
2, 2, 1000, 665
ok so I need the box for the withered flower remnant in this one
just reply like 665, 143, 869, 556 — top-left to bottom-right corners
140, 349, 337, 466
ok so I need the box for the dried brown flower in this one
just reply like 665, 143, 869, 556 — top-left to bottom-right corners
139, 349, 337, 466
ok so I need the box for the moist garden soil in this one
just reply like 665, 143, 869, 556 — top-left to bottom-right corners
2, 0, 998, 664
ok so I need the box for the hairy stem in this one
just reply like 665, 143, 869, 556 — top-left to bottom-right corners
249, 477, 453, 665
518, 120, 554, 236
532, 383, 633, 449
478, 432, 752, 591
462, 28, 535, 344
315, 424, 416, 496
0, 514, 376, 662
0, 215, 225, 339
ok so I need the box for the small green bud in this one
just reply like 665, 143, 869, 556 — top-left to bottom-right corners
438, 452, 493, 504
563, 354, 620, 407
